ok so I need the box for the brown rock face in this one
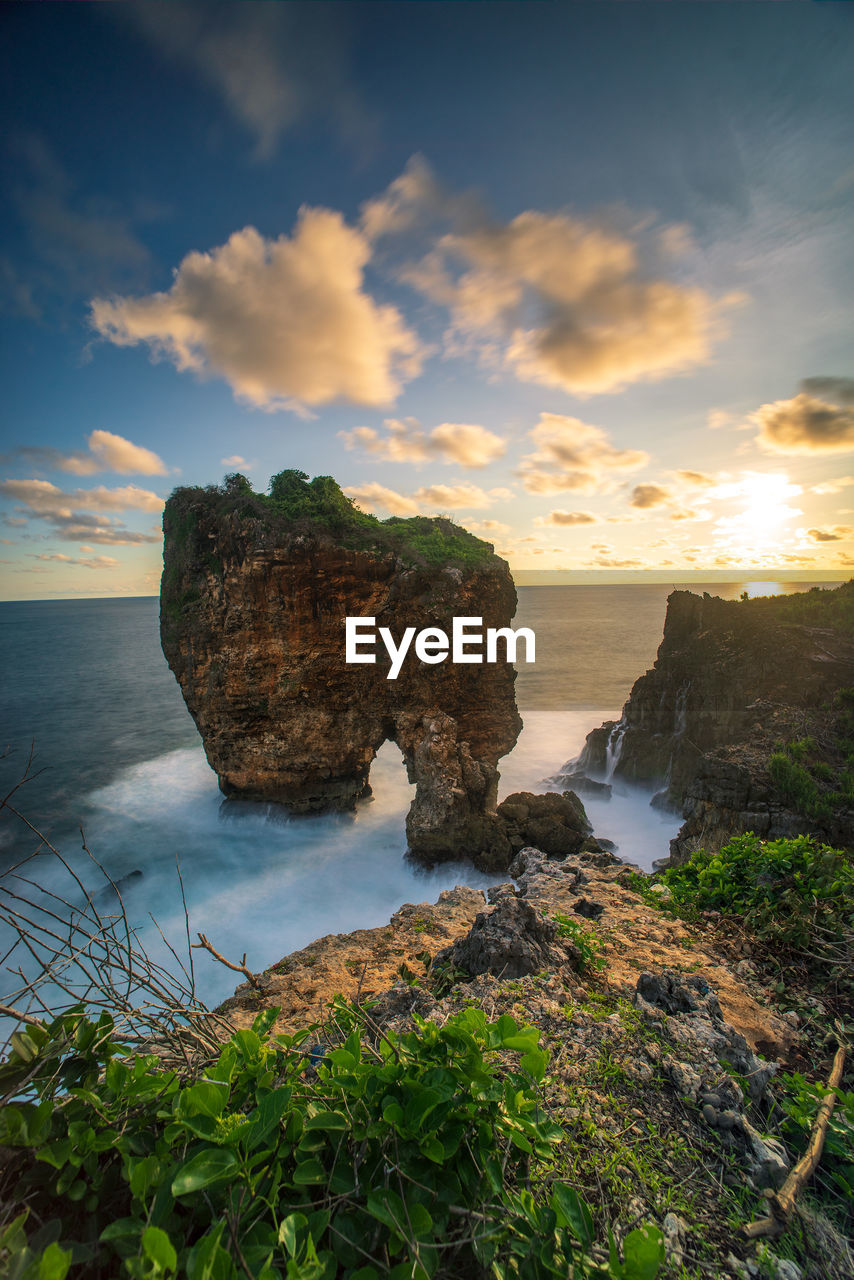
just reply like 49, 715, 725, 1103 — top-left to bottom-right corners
577, 586, 854, 861
160, 483, 522, 864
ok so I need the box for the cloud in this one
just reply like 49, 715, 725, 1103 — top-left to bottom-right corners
361, 156, 449, 242
85, 431, 168, 475
340, 418, 505, 468
534, 510, 598, 526
42, 523, 159, 546
799, 377, 854, 406
124, 2, 373, 161
753, 393, 854, 455
0, 479, 163, 545
0, 431, 168, 477
91, 212, 422, 412
805, 526, 853, 543
221, 455, 249, 468
373, 159, 725, 395
464, 519, 511, 535
589, 555, 646, 569
345, 480, 498, 516
6, 135, 151, 313
630, 483, 672, 509
519, 413, 648, 494
707, 409, 736, 431
0, 479, 164, 515
413, 483, 495, 510
811, 476, 854, 496
344, 483, 420, 517
34, 553, 120, 569
675, 470, 716, 489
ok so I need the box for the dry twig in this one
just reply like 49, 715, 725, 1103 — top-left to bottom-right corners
743, 1045, 847, 1241
193, 933, 259, 989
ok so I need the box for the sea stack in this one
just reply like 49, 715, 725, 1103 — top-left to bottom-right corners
160, 470, 522, 864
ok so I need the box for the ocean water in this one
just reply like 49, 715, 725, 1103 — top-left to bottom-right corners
0, 580, 835, 1007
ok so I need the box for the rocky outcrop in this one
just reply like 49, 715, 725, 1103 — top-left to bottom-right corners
161, 474, 524, 865
435, 896, 568, 979
577, 586, 854, 863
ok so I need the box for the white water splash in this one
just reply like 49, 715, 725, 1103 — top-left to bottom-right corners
3, 710, 680, 1009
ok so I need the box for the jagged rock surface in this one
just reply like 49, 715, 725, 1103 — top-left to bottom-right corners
434, 896, 565, 979
160, 486, 522, 863
576, 588, 854, 862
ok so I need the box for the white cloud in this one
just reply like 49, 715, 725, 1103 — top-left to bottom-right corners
85, 430, 167, 475
811, 476, 854, 495
753, 393, 854, 455
707, 409, 735, 431
34, 553, 120, 569
0, 479, 164, 514
414, 482, 495, 510
519, 413, 648, 494
534, 510, 599, 526
1, 431, 168, 476
345, 480, 498, 516
91, 212, 422, 412
221, 455, 249, 468
464, 519, 511, 535
340, 417, 505, 468
0, 479, 163, 545
344, 483, 420, 516
360, 156, 447, 242
373, 158, 725, 396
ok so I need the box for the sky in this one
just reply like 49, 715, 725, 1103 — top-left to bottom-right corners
1, 1, 853, 600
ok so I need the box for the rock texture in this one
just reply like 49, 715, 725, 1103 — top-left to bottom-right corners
576, 587, 854, 862
160, 481, 523, 864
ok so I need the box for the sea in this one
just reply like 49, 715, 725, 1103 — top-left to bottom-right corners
0, 580, 837, 1008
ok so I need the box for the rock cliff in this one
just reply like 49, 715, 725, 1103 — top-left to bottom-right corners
577, 584, 854, 862
160, 471, 528, 865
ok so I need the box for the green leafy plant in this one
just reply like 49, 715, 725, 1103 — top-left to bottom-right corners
647, 834, 853, 987
0, 1001, 664, 1280
551, 914, 607, 975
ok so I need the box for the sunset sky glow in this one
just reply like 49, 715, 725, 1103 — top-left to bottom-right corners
1, 2, 853, 598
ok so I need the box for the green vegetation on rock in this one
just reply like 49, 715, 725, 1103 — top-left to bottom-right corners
633, 834, 854, 987
166, 470, 500, 571
0, 1002, 665, 1280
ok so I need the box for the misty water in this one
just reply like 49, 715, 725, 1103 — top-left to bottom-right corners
0, 581, 831, 1007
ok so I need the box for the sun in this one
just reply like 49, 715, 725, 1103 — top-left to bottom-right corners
710, 471, 803, 560
733, 473, 802, 535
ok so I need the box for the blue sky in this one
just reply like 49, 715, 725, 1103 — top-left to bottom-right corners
2, 1, 853, 598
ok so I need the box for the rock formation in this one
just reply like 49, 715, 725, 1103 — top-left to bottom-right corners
576, 585, 854, 862
161, 471, 528, 865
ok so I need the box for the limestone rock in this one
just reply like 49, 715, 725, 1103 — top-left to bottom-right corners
160, 476, 521, 865
495, 790, 591, 861
577, 586, 854, 860
435, 896, 560, 979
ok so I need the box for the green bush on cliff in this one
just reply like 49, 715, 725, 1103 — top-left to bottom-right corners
768, 710, 854, 818
651, 834, 854, 981
0, 1002, 665, 1280
166, 471, 499, 571
735, 579, 854, 634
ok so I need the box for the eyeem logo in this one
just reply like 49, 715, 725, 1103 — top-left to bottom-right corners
345, 616, 535, 680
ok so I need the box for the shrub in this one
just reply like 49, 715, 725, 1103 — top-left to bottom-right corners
0, 1002, 664, 1280
656, 834, 854, 979
166, 473, 498, 572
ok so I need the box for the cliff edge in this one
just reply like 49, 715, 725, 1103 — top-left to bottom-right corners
577, 584, 854, 863
160, 469, 525, 866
